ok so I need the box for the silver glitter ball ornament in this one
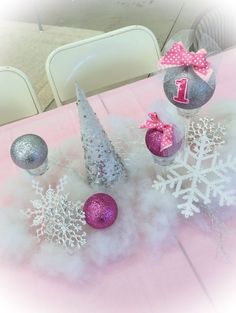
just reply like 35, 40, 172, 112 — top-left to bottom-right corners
163, 66, 216, 110
10, 134, 48, 171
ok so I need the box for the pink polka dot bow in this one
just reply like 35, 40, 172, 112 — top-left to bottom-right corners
140, 112, 173, 151
160, 41, 212, 78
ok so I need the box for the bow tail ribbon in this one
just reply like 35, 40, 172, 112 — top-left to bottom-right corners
140, 113, 173, 152
161, 125, 174, 151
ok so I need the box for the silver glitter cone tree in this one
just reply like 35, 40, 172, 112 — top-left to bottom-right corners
76, 85, 127, 187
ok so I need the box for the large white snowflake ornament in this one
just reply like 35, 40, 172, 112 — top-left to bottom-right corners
22, 176, 87, 250
152, 135, 236, 218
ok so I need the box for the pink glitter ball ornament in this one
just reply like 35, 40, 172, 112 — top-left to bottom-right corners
83, 193, 118, 229
145, 125, 182, 157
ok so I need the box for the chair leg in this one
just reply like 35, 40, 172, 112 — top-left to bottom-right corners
34, 0, 43, 31
36, 10, 43, 31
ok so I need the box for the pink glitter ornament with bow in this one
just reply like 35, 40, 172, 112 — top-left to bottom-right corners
140, 113, 182, 158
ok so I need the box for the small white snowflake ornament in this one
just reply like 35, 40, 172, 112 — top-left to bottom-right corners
22, 176, 87, 250
152, 135, 236, 218
188, 117, 226, 152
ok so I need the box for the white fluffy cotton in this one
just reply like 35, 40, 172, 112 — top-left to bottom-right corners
1, 100, 236, 282
0, 206, 36, 263
31, 242, 86, 282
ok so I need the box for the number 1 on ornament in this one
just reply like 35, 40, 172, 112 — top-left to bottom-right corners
173, 78, 189, 104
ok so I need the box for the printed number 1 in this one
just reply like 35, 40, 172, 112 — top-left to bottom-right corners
173, 78, 189, 104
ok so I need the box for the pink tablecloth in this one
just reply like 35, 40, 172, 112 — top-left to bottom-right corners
1, 48, 236, 313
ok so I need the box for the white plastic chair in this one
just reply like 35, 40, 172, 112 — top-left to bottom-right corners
46, 25, 161, 106
0, 66, 41, 125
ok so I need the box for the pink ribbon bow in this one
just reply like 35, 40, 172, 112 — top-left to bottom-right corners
160, 42, 212, 78
140, 112, 173, 152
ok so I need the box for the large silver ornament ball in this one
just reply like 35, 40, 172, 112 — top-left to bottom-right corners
163, 66, 216, 110
10, 134, 48, 170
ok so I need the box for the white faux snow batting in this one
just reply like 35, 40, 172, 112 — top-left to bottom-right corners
22, 176, 87, 250
152, 135, 236, 218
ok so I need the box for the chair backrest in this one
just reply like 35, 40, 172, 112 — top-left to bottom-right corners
46, 25, 161, 106
0, 67, 41, 125
191, 6, 236, 53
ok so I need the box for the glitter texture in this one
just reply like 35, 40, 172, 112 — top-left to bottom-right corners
163, 66, 216, 110
145, 125, 183, 157
76, 85, 127, 187
83, 193, 118, 229
10, 134, 48, 170
22, 176, 87, 250
153, 134, 236, 218
188, 117, 226, 152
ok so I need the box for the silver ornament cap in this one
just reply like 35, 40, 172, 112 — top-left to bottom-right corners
10, 134, 48, 172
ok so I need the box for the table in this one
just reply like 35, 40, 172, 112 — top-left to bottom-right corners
1, 47, 236, 313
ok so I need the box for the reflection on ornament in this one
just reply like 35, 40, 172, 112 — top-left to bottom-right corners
10, 134, 48, 176
83, 193, 118, 229
163, 66, 216, 110
22, 176, 87, 251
